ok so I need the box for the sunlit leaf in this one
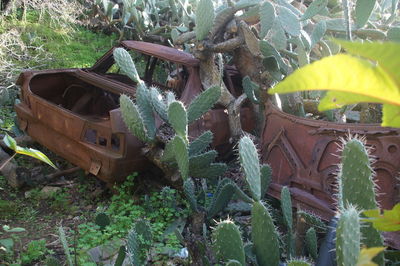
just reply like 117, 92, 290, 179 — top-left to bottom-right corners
363, 204, 400, 231
269, 54, 399, 107
3, 134, 17, 151
355, 0, 376, 28
335, 40, 400, 84
301, 0, 328, 21
356, 247, 386, 266
387, 27, 400, 42
15, 146, 57, 169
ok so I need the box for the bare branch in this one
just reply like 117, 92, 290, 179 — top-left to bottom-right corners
209, 36, 244, 53
175, 31, 196, 45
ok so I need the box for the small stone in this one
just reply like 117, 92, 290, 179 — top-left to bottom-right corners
39, 186, 61, 199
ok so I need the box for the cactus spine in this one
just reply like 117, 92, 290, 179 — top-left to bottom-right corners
252, 201, 280, 266
338, 137, 384, 265
336, 206, 360, 266
213, 219, 246, 265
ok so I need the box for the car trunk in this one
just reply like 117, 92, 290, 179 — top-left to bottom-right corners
29, 72, 122, 120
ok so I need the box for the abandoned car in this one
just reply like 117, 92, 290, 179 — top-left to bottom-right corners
15, 41, 254, 184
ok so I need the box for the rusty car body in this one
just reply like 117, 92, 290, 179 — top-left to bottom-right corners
15, 41, 254, 184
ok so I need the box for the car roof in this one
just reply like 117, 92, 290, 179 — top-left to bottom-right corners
121, 41, 199, 67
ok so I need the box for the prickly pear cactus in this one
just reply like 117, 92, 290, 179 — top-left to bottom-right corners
212, 219, 246, 265
187, 85, 221, 123
252, 201, 280, 266
281, 186, 295, 258
338, 137, 384, 265
195, 0, 215, 40
113, 48, 141, 83
305, 227, 318, 261
207, 178, 236, 219
120, 95, 150, 143
338, 138, 377, 210
168, 101, 188, 141
188, 130, 213, 156
336, 205, 360, 266
239, 136, 261, 201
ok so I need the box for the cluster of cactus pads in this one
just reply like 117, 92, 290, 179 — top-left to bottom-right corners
114, 47, 384, 265
212, 136, 319, 266
114, 47, 227, 181
335, 136, 384, 266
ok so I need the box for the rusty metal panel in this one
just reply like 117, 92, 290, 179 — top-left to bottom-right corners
261, 101, 400, 219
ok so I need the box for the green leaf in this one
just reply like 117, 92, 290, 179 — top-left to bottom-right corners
382, 104, 400, 127
259, 2, 275, 39
277, 6, 300, 37
3, 134, 57, 169
195, 0, 215, 40
269, 54, 399, 109
0, 238, 14, 251
5, 227, 26, 233
335, 40, 400, 84
3, 134, 17, 150
356, 247, 386, 266
363, 204, 400, 232
355, 0, 376, 28
387, 27, 400, 42
13, 147, 56, 168
301, 0, 328, 21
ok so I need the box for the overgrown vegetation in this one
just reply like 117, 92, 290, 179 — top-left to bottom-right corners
1, 0, 400, 265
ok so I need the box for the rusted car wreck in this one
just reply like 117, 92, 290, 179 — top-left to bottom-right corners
15, 41, 400, 227
15, 41, 254, 183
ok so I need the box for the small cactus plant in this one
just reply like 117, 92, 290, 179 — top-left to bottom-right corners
336, 205, 361, 266
212, 219, 246, 265
337, 136, 384, 265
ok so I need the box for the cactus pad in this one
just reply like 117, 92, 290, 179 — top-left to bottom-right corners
113, 48, 141, 83
120, 95, 149, 142
252, 201, 280, 266
212, 219, 246, 265
239, 136, 261, 201
187, 86, 221, 123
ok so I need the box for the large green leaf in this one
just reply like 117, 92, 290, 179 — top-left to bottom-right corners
3, 134, 57, 169
363, 204, 400, 232
335, 40, 400, 85
387, 27, 400, 42
270, 54, 399, 106
355, 0, 376, 28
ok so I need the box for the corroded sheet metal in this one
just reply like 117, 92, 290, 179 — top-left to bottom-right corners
261, 101, 400, 218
